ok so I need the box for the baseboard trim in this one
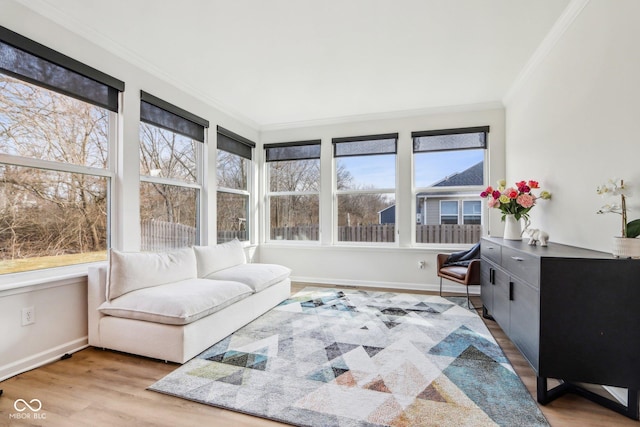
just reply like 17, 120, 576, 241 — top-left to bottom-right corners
0, 337, 88, 382
291, 276, 480, 296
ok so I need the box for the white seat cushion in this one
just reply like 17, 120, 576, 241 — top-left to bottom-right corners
204, 263, 291, 293
98, 278, 252, 325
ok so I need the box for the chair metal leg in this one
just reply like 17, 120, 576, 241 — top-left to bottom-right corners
466, 286, 470, 309
439, 277, 442, 296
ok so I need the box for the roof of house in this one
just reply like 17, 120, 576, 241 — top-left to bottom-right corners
431, 161, 484, 187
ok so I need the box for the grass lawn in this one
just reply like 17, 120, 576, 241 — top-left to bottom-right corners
0, 251, 107, 275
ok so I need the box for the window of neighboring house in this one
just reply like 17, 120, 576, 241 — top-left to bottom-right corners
217, 126, 255, 243
463, 200, 482, 224
265, 140, 321, 241
413, 126, 488, 244
333, 133, 397, 243
139, 91, 208, 251
0, 26, 124, 274
440, 201, 459, 224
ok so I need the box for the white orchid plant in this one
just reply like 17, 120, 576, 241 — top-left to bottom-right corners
596, 178, 640, 238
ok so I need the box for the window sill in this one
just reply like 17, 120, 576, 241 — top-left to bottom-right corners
0, 262, 105, 295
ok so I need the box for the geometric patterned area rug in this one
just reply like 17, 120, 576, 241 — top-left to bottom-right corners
149, 287, 549, 426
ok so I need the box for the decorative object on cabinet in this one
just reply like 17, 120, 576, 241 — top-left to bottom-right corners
437, 242, 481, 309
480, 237, 640, 420
596, 178, 640, 258
480, 179, 551, 241
524, 228, 549, 246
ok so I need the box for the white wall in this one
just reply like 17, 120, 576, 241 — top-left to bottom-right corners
505, 0, 640, 252
259, 108, 505, 289
0, 0, 258, 380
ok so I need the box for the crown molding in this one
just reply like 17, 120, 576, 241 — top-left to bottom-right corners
259, 101, 504, 133
12, 0, 261, 130
502, 0, 590, 106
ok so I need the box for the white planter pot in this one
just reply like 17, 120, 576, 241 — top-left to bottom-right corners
611, 236, 640, 258
503, 214, 522, 240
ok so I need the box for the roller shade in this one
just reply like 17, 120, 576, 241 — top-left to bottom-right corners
0, 26, 124, 112
412, 126, 489, 153
217, 126, 255, 160
265, 140, 321, 162
333, 133, 398, 158
140, 91, 209, 142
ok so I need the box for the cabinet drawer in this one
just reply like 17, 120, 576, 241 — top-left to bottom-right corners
481, 239, 502, 264
503, 247, 540, 287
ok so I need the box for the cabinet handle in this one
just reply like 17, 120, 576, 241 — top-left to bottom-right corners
511, 256, 524, 262
490, 268, 495, 284
509, 282, 514, 300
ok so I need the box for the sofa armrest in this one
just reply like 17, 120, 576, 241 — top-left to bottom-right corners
88, 264, 108, 347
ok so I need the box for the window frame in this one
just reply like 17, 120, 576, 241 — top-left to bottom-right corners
0, 26, 123, 275
265, 140, 321, 243
216, 126, 255, 244
412, 126, 489, 246
440, 200, 460, 225
138, 92, 208, 250
333, 133, 398, 245
462, 199, 482, 225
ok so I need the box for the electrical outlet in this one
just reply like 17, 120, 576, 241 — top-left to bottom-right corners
21, 306, 35, 326
418, 261, 426, 269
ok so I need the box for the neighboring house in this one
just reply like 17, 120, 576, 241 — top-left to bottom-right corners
379, 161, 483, 225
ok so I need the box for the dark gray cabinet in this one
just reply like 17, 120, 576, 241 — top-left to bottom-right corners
480, 237, 640, 419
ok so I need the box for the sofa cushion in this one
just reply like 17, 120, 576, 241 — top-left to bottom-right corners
107, 247, 197, 301
193, 239, 247, 278
99, 278, 253, 325
204, 263, 291, 293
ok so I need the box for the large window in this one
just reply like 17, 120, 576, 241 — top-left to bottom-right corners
0, 26, 123, 274
265, 140, 320, 241
413, 126, 487, 244
217, 126, 254, 243
334, 133, 397, 243
139, 91, 207, 251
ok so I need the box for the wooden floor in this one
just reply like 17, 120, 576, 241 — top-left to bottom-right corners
1, 283, 637, 426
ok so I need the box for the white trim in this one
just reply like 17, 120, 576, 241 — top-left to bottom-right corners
0, 153, 113, 177
261, 101, 504, 131
0, 338, 88, 382
0, 263, 96, 294
14, 0, 261, 130
292, 276, 480, 296
603, 386, 629, 407
139, 175, 201, 190
503, 0, 591, 105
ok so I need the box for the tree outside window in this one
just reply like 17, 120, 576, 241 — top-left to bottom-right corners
216, 127, 254, 243
139, 93, 207, 251
266, 141, 320, 241
333, 134, 397, 244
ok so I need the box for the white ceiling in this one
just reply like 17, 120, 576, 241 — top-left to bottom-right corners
17, 0, 571, 128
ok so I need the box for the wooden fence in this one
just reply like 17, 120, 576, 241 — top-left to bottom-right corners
416, 224, 482, 244
272, 223, 482, 244
271, 225, 320, 241
141, 220, 196, 251
141, 221, 482, 247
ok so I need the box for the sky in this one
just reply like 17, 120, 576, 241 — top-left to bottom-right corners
339, 149, 484, 189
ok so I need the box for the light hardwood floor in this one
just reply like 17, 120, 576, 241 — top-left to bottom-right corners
0, 283, 637, 426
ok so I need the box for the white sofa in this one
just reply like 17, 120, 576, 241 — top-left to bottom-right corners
87, 240, 291, 363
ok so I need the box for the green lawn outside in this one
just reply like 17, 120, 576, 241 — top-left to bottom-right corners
0, 251, 107, 275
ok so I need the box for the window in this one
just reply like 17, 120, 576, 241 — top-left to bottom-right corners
0, 26, 123, 274
265, 140, 321, 241
333, 133, 397, 243
463, 200, 482, 224
139, 91, 207, 251
440, 201, 459, 224
413, 126, 487, 244
217, 126, 254, 243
